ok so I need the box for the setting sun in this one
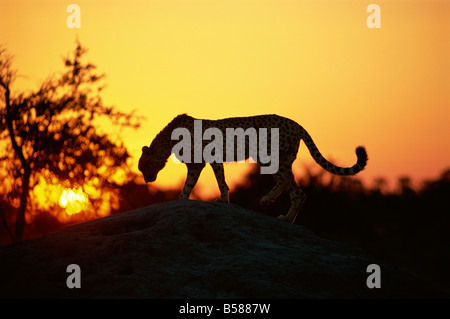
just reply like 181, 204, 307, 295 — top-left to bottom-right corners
29, 176, 117, 224
58, 188, 89, 216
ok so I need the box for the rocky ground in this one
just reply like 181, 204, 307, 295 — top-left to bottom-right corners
0, 200, 444, 298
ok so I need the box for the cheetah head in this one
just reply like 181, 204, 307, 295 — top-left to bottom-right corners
138, 146, 167, 183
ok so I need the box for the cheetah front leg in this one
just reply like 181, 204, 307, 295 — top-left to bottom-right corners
180, 163, 205, 199
211, 163, 229, 203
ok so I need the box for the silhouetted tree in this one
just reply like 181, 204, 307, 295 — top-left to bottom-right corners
372, 177, 388, 195
0, 42, 142, 242
398, 176, 415, 196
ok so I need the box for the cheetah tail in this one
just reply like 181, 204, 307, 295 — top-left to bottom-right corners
301, 128, 368, 176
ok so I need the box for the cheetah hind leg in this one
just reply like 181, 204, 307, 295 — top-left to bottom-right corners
259, 172, 287, 205
259, 183, 285, 205
277, 179, 307, 224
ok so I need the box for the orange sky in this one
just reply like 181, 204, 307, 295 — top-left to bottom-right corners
1, 0, 449, 197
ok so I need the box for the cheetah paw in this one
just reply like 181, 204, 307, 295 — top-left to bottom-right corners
259, 196, 275, 206
215, 197, 229, 203
276, 214, 292, 222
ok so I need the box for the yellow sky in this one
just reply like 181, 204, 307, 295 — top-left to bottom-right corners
1, 0, 449, 197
